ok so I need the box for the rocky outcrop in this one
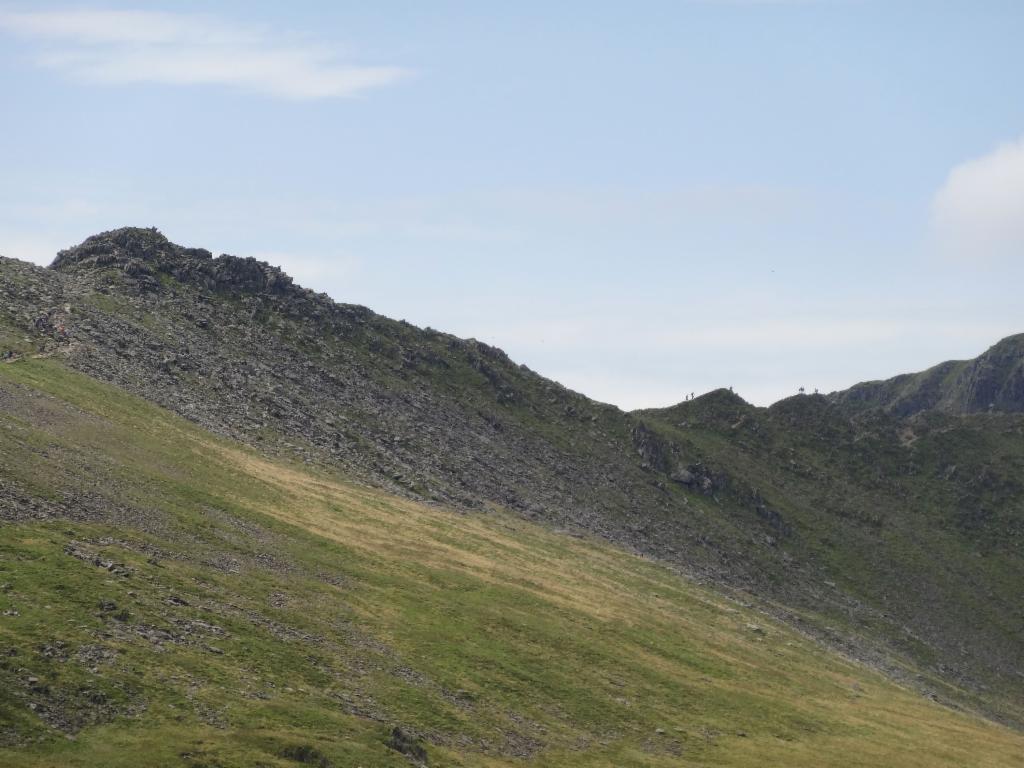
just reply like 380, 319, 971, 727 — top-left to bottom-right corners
52, 227, 298, 297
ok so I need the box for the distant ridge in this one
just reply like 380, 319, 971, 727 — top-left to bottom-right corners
829, 334, 1024, 416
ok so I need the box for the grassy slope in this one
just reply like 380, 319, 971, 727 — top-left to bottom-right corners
640, 392, 1024, 723
1, 360, 1022, 768
5, 245, 1020, 728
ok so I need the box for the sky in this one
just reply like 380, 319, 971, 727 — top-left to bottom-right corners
1, 1, 1022, 409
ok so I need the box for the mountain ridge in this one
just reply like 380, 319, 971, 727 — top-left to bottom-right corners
826, 333, 1024, 417
2, 227, 1023, 732
48, 227, 1024, 418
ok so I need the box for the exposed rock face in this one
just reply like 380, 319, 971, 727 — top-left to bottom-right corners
830, 335, 1024, 416
960, 335, 1024, 412
3, 227, 1024, 728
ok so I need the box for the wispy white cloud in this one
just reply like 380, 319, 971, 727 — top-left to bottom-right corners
931, 135, 1024, 261
0, 9, 408, 100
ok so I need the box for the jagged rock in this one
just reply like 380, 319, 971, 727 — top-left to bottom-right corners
386, 726, 428, 764
279, 744, 332, 767
670, 467, 694, 485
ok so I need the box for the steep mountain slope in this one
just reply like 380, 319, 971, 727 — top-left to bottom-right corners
2, 359, 1023, 767
829, 334, 1024, 416
639, 391, 1024, 725
2, 227, 1022, 730
0, 228, 806, 592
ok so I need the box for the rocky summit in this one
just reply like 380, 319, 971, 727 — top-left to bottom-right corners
1, 228, 1023, 766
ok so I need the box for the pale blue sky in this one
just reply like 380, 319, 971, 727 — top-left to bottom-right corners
1, 1, 1022, 407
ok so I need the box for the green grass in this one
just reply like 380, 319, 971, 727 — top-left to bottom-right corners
639, 390, 1024, 723
1, 358, 1023, 767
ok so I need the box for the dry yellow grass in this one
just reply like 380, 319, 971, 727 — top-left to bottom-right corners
206, 441, 1024, 767
1, 358, 1022, 767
